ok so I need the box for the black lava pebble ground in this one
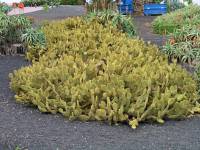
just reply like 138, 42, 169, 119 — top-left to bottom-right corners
134, 16, 167, 46
1, 7, 200, 150
25, 5, 86, 26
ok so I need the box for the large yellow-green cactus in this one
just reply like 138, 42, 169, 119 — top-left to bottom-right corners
10, 17, 200, 129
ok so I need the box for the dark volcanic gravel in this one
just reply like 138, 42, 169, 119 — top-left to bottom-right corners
25, 5, 86, 26
134, 16, 167, 46
1, 7, 200, 150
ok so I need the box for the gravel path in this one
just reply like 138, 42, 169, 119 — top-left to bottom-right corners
134, 16, 166, 46
24, 5, 86, 26
1, 7, 200, 150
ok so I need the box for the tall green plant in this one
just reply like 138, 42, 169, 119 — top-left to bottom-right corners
86, 0, 116, 12
22, 28, 45, 46
0, 12, 45, 55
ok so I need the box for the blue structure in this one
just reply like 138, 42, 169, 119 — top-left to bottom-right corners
118, 0, 134, 15
123, 0, 132, 5
144, 3, 167, 16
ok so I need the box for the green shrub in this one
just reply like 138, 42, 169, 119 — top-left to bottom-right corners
152, 5, 200, 34
10, 17, 200, 129
22, 28, 45, 46
0, 12, 45, 55
0, 13, 31, 45
86, 0, 116, 12
86, 10, 136, 38
167, 1, 185, 12
0, 3, 12, 14
162, 25, 200, 65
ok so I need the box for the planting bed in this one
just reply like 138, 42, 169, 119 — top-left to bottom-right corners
1, 6, 200, 150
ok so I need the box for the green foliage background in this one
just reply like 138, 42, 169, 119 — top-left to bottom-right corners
0, 12, 31, 46
0, 12, 45, 55
85, 10, 136, 38
162, 25, 200, 65
10, 17, 200, 129
152, 5, 200, 34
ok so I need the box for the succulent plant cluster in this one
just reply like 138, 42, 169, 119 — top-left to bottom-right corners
10, 17, 200, 129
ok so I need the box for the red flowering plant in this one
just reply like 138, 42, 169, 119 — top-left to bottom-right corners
18, 2, 24, 9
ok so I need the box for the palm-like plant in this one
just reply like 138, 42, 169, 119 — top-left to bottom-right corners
0, 12, 45, 55
86, 10, 136, 37
162, 25, 200, 65
21, 28, 45, 46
